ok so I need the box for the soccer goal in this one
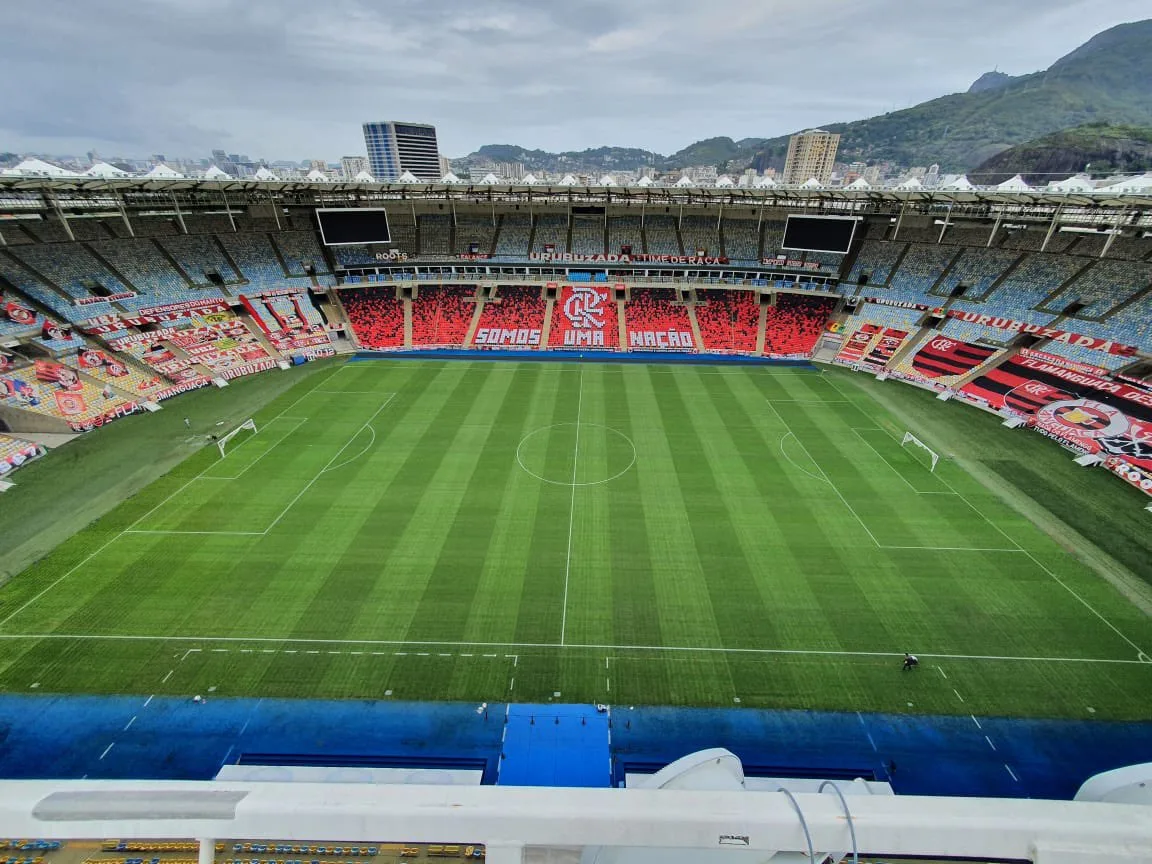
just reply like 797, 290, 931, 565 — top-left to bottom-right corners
901, 432, 940, 472
217, 418, 257, 458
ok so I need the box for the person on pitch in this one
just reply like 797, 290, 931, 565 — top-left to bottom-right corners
902, 653, 919, 671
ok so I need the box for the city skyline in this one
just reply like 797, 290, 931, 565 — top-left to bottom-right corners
1, 1, 1149, 161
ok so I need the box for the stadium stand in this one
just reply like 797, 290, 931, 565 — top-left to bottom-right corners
607, 216, 643, 256
1031, 339, 1133, 371
549, 284, 618, 349
21, 220, 72, 243
1049, 259, 1152, 318
938, 317, 1015, 346
66, 218, 113, 241
848, 302, 924, 332
0, 363, 139, 428
531, 214, 568, 254
722, 218, 761, 263
694, 289, 759, 353
885, 243, 957, 303
88, 238, 189, 295
218, 232, 289, 288
181, 213, 237, 234
624, 287, 695, 350
473, 286, 547, 349
1106, 233, 1152, 261
453, 216, 498, 256
999, 227, 1077, 254
411, 285, 475, 347
570, 216, 604, 256
331, 245, 381, 268
761, 220, 786, 258
679, 216, 720, 257
845, 240, 904, 287
951, 254, 1081, 324
494, 214, 531, 258
418, 214, 452, 258
643, 216, 680, 256
70, 349, 168, 400
936, 248, 1019, 298
763, 294, 835, 357
273, 230, 329, 275
10, 243, 132, 301
161, 234, 241, 285
0, 434, 43, 476
1070, 233, 1109, 257
385, 219, 419, 257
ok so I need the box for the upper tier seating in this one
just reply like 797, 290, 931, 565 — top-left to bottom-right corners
473, 287, 547, 349
182, 214, 237, 234
161, 234, 240, 284
411, 286, 475, 347
936, 248, 1019, 297
88, 238, 188, 295
624, 288, 694, 350
1105, 234, 1152, 261
762, 294, 835, 357
418, 215, 452, 258
331, 245, 381, 267
453, 217, 497, 256
939, 317, 1015, 346
1049, 259, 1152, 319
761, 220, 786, 257
999, 227, 1077, 254
644, 216, 680, 256
531, 215, 568, 254
218, 232, 285, 288
886, 244, 958, 303
845, 241, 904, 287
695, 289, 759, 353
340, 288, 405, 347
607, 216, 643, 256
274, 230, 329, 275
494, 215, 531, 258
570, 217, 603, 256
962, 253, 1082, 324
680, 216, 720, 257
386, 220, 418, 256
849, 302, 924, 332
1032, 340, 1133, 371
722, 218, 761, 263
11, 243, 132, 300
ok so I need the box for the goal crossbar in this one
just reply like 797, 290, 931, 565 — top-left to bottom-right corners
901, 432, 939, 472
218, 419, 257, 458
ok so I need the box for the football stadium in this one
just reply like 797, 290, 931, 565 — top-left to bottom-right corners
0, 172, 1151, 861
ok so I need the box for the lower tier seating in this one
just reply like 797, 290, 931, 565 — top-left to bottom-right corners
695, 290, 759, 353
411, 286, 475, 346
342, 286, 405, 349
763, 294, 835, 357
473, 287, 547, 349
624, 288, 695, 350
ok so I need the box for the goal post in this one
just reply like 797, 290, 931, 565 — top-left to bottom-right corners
901, 431, 940, 472
218, 418, 257, 458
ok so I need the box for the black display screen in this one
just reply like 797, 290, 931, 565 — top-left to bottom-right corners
782, 216, 858, 254
316, 209, 392, 245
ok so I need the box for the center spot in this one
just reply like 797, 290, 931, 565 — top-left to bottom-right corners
516, 422, 637, 487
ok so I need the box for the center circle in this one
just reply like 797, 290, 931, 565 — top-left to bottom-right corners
516, 422, 637, 487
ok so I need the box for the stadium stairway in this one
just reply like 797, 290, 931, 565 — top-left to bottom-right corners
540, 293, 555, 349
403, 296, 414, 348
754, 301, 768, 355
616, 295, 627, 350
462, 295, 487, 348
684, 302, 705, 350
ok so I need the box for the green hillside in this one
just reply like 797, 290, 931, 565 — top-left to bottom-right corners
970, 123, 1152, 184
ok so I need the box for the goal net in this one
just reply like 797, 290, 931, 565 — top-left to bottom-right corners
901, 432, 940, 472
217, 419, 257, 458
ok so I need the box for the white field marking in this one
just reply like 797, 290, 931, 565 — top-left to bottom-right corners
953, 688, 966, 703
4, 631, 1147, 665
180, 648, 200, 662
98, 743, 114, 761
971, 715, 983, 730
161, 669, 174, 683
866, 733, 877, 752
123, 530, 266, 536
143, 694, 153, 708
320, 424, 376, 474
123, 715, 136, 731
985, 735, 997, 751
882, 545, 1023, 553
765, 401, 882, 548
766, 399, 851, 404
937, 666, 948, 679
508, 677, 515, 692
209, 417, 309, 480
560, 366, 583, 646
312, 390, 390, 394
778, 432, 829, 485
0, 364, 351, 630
262, 393, 396, 533
849, 428, 954, 495
1005, 764, 1019, 782
515, 423, 637, 487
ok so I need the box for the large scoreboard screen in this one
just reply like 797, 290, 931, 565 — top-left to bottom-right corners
316, 208, 392, 245
782, 216, 858, 254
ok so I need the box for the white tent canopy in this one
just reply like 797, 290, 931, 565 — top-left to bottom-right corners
845, 177, 871, 190
1047, 174, 1094, 193
941, 175, 975, 191
354, 170, 376, 182
674, 175, 694, 187
203, 165, 230, 180
253, 166, 277, 180
753, 175, 778, 189
715, 175, 734, 188
521, 173, 538, 185
635, 176, 653, 187
4, 157, 81, 177
306, 169, 331, 182
558, 174, 577, 186
894, 177, 923, 190
478, 172, 500, 185
995, 174, 1030, 192
85, 161, 131, 178
1105, 173, 1152, 193
145, 163, 184, 179
397, 170, 421, 183
800, 177, 823, 189
598, 175, 616, 186
440, 172, 461, 184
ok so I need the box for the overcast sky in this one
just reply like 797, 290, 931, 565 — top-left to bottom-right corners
1, 0, 1147, 162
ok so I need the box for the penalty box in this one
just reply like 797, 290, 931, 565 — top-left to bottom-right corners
131, 391, 395, 536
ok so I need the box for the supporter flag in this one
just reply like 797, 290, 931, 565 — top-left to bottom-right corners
34, 359, 83, 391
1004, 381, 1075, 416
53, 389, 86, 416
41, 320, 73, 341
78, 349, 106, 369
911, 337, 996, 379
5, 300, 36, 326
104, 358, 129, 377
0, 377, 39, 405
0, 352, 11, 371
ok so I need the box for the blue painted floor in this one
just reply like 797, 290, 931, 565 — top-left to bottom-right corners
0, 694, 1149, 799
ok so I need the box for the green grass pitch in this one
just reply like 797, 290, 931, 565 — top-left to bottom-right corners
0, 358, 1149, 719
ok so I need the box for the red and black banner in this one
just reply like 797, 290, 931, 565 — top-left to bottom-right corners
78, 349, 106, 369
41, 320, 73, 341
910, 337, 997, 379
862, 328, 908, 368
34, 359, 82, 391
5, 300, 37, 326
835, 323, 880, 365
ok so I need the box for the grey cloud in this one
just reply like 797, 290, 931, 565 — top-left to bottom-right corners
0, 0, 1148, 160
